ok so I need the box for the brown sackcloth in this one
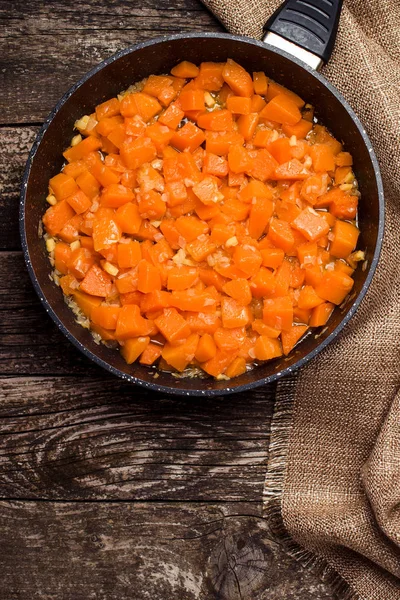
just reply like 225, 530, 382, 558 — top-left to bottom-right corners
201, 0, 400, 598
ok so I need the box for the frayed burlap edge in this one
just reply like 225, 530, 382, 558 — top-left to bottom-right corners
263, 375, 360, 600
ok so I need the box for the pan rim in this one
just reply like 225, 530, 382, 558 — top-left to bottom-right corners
19, 32, 385, 397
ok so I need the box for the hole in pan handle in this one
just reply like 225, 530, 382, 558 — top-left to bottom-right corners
263, 0, 343, 70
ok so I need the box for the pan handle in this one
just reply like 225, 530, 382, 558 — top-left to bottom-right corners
263, 0, 343, 71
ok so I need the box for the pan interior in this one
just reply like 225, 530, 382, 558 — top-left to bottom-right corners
21, 34, 383, 396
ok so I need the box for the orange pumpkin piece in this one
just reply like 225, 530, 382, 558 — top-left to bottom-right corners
80, 264, 113, 297
260, 94, 301, 125
222, 279, 252, 305
57, 214, 83, 243
49, 173, 79, 201
140, 290, 170, 314
167, 266, 198, 290
336, 151, 353, 167
121, 336, 150, 364
72, 289, 102, 317
214, 327, 247, 351
139, 342, 162, 366
248, 197, 274, 240
329, 190, 358, 220
251, 320, 281, 338
250, 268, 276, 298
42, 200, 76, 237
54, 242, 72, 274
96, 115, 124, 137
203, 153, 229, 178
266, 81, 305, 108
197, 109, 234, 132
146, 123, 174, 152
267, 218, 294, 252
205, 131, 244, 155
91, 305, 120, 330
233, 245, 262, 277
237, 113, 259, 141
254, 336, 283, 361
297, 285, 324, 310
314, 271, 354, 305
87, 153, 120, 187
247, 149, 279, 182
195, 333, 217, 362
165, 181, 187, 207
175, 215, 208, 242
137, 260, 162, 293
222, 59, 253, 97
291, 208, 330, 242
274, 158, 309, 181
301, 174, 329, 206
253, 71, 268, 95
282, 119, 313, 139
201, 349, 238, 377
329, 220, 359, 259
171, 122, 205, 152
192, 177, 222, 205
76, 170, 100, 199
158, 102, 185, 129
260, 248, 285, 270
310, 144, 336, 172
225, 356, 247, 378
269, 137, 292, 164
155, 307, 191, 343
221, 297, 250, 328
309, 302, 335, 327
263, 296, 293, 331
63, 136, 102, 163
115, 304, 152, 339
120, 92, 162, 121
100, 184, 134, 208
226, 96, 251, 115
92, 207, 122, 251
117, 241, 142, 268
195, 62, 225, 91
68, 247, 95, 279
297, 242, 318, 267
171, 61, 199, 78
120, 136, 157, 169
138, 190, 166, 220
162, 333, 200, 372
281, 324, 309, 355
115, 203, 142, 235
96, 97, 120, 121
228, 144, 252, 173
179, 89, 205, 111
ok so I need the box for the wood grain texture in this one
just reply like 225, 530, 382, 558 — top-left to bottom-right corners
0, 501, 335, 600
0, 375, 274, 501
1, 0, 222, 123
0, 127, 38, 250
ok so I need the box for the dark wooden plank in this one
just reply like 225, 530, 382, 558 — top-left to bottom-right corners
0, 500, 335, 599
0, 375, 274, 501
0, 127, 38, 250
0, 0, 223, 123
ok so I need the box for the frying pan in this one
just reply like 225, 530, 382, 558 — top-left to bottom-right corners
20, 0, 384, 396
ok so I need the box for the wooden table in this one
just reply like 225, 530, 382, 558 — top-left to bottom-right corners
1, 1, 336, 597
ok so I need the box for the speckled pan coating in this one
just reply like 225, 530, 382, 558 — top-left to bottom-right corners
20, 33, 384, 396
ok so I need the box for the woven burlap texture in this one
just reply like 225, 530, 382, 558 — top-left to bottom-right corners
201, 0, 400, 598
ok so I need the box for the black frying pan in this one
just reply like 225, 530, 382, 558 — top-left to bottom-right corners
20, 0, 384, 396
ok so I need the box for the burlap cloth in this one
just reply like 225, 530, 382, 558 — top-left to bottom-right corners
201, 1, 400, 598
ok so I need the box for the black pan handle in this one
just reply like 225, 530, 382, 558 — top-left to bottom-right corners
263, 0, 343, 69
